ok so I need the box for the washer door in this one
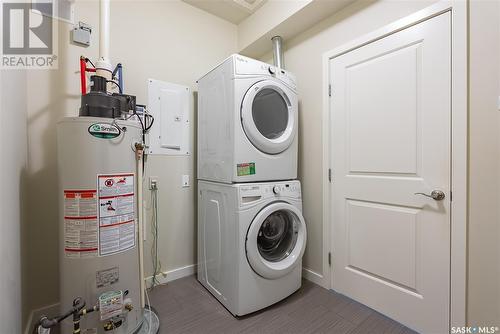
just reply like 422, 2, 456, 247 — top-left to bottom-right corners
241, 80, 297, 154
246, 202, 306, 279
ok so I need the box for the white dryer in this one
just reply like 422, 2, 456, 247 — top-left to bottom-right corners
197, 54, 298, 183
197, 180, 307, 316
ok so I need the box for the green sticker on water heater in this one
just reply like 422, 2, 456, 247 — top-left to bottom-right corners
88, 123, 120, 139
237, 162, 255, 176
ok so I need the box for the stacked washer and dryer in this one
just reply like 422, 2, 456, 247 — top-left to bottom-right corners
197, 52, 307, 316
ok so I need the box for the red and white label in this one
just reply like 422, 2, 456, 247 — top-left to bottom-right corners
64, 190, 98, 258
98, 174, 135, 256
98, 174, 134, 198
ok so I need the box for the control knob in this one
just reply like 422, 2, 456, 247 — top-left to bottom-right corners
272, 185, 280, 195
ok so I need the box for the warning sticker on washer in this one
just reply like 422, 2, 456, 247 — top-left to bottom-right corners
98, 174, 135, 256
237, 162, 256, 176
63, 190, 98, 258
99, 290, 123, 321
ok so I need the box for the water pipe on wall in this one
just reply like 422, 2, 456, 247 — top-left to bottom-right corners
96, 0, 112, 80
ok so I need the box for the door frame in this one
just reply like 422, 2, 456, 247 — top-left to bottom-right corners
321, 1, 467, 329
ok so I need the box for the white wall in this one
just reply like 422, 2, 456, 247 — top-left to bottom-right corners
261, 0, 435, 277
0, 70, 27, 334
23, 0, 237, 327
468, 0, 500, 325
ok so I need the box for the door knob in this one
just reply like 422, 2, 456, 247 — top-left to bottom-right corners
414, 190, 446, 201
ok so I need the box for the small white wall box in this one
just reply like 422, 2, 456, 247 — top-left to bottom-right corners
147, 79, 191, 155
72, 22, 92, 46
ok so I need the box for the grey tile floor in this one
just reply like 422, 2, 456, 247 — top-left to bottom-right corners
148, 275, 418, 334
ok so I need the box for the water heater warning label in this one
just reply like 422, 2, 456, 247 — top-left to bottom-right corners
63, 190, 98, 258
98, 174, 136, 256
96, 266, 119, 288
99, 290, 124, 321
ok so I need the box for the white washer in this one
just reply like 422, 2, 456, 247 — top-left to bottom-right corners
197, 54, 298, 183
197, 180, 307, 316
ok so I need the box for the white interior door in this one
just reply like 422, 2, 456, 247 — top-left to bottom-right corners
329, 12, 451, 333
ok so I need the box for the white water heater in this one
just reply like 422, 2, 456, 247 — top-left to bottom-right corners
57, 117, 143, 333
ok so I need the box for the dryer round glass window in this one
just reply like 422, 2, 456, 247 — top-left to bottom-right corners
257, 210, 298, 262
252, 89, 289, 140
241, 80, 297, 155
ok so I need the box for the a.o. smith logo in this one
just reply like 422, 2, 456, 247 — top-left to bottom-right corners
88, 123, 121, 139
2, 2, 58, 68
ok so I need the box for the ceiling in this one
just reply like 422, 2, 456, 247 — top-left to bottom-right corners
183, 0, 267, 24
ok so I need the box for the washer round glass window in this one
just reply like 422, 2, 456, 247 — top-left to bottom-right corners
252, 88, 289, 140
257, 209, 299, 262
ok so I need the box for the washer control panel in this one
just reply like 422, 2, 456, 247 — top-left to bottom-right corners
239, 181, 301, 205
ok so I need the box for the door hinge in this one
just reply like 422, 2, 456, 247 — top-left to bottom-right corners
328, 168, 332, 182
328, 84, 332, 97
328, 252, 332, 266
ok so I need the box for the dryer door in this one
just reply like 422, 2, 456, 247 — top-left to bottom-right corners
246, 202, 306, 279
241, 80, 297, 154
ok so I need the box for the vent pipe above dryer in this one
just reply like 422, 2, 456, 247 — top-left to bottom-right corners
271, 36, 284, 69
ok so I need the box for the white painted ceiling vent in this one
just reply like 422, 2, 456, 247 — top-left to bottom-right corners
232, 0, 265, 12
182, 0, 267, 24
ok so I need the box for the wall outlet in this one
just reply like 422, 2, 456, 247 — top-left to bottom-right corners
150, 177, 158, 190
182, 175, 190, 188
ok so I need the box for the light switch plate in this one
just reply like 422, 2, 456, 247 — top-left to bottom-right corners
182, 175, 190, 188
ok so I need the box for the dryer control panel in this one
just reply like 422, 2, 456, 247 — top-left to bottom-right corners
233, 54, 297, 91
238, 181, 301, 206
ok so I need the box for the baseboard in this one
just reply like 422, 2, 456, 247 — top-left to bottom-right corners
25, 302, 60, 334
145, 264, 197, 288
302, 267, 328, 288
